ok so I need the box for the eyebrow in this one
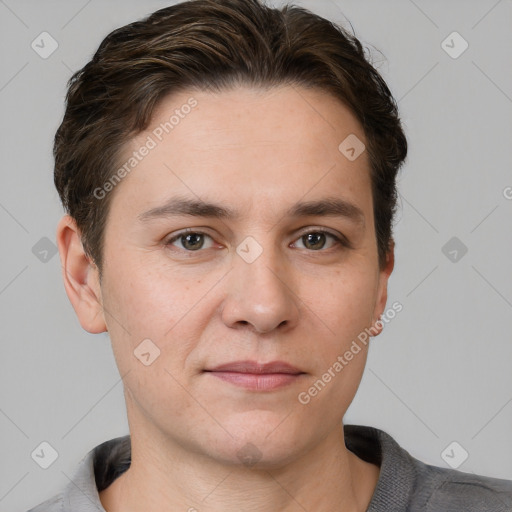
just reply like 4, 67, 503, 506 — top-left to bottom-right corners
138, 195, 365, 226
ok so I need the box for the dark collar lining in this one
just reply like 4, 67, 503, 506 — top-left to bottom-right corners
93, 435, 131, 492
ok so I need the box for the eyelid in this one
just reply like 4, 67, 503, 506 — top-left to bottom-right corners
295, 226, 347, 241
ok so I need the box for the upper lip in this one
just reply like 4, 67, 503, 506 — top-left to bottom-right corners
205, 360, 304, 374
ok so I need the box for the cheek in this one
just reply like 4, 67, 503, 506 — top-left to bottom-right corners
300, 264, 377, 341
295, 264, 376, 400
99, 261, 179, 366
100, 253, 221, 380
295, 272, 374, 425
102, 254, 191, 332
100, 262, 209, 427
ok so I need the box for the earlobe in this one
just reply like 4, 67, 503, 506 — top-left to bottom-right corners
56, 214, 107, 334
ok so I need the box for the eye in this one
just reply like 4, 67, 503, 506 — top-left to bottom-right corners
165, 228, 350, 254
166, 230, 215, 251
292, 229, 348, 251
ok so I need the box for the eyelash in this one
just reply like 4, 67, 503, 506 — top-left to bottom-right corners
165, 228, 351, 253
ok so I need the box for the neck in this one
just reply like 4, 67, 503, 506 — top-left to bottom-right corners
100, 429, 378, 512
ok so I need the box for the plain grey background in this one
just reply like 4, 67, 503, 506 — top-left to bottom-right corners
1, 0, 511, 510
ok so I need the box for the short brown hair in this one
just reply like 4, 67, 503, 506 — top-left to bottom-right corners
54, 0, 407, 274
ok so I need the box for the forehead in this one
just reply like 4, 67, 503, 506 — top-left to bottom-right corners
112, 85, 372, 221
144, 84, 366, 155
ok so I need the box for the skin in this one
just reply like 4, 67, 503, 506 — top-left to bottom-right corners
57, 84, 394, 512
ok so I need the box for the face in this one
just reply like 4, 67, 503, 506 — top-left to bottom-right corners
61, 85, 393, 468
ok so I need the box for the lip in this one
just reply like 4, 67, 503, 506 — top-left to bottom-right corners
204, 360, 306, 391
206, 360, 303, 374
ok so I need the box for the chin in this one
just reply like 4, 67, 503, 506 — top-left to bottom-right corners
203, 413, 311, 469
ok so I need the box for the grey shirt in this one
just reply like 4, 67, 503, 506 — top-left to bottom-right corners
27, 424, 512, 511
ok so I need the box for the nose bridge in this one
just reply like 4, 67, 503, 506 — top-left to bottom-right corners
221, 233, 299, 333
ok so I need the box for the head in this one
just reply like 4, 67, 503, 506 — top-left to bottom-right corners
56, 0, 407, 467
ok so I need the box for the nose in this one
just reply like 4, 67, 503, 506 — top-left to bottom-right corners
220, 239, 300, 334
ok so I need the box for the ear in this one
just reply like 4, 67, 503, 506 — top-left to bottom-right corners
369, 239, 395, 337
56, 214, 107, 334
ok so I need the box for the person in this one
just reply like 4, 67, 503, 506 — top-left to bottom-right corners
28, 0, 512, 511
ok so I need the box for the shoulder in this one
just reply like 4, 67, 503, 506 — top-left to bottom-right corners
25, 435, 130, 512
411, 461, 512, 511
344, 424, 512, 512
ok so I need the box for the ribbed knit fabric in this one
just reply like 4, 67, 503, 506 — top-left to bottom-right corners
27, 424, 512, 511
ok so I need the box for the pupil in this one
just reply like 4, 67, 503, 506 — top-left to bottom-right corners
305, 232, 325, 249
183, 233, 203, 250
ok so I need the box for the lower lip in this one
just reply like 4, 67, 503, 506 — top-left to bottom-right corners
206, 371, 304, 391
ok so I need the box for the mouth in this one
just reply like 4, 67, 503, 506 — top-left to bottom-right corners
203, 360, 306, 391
